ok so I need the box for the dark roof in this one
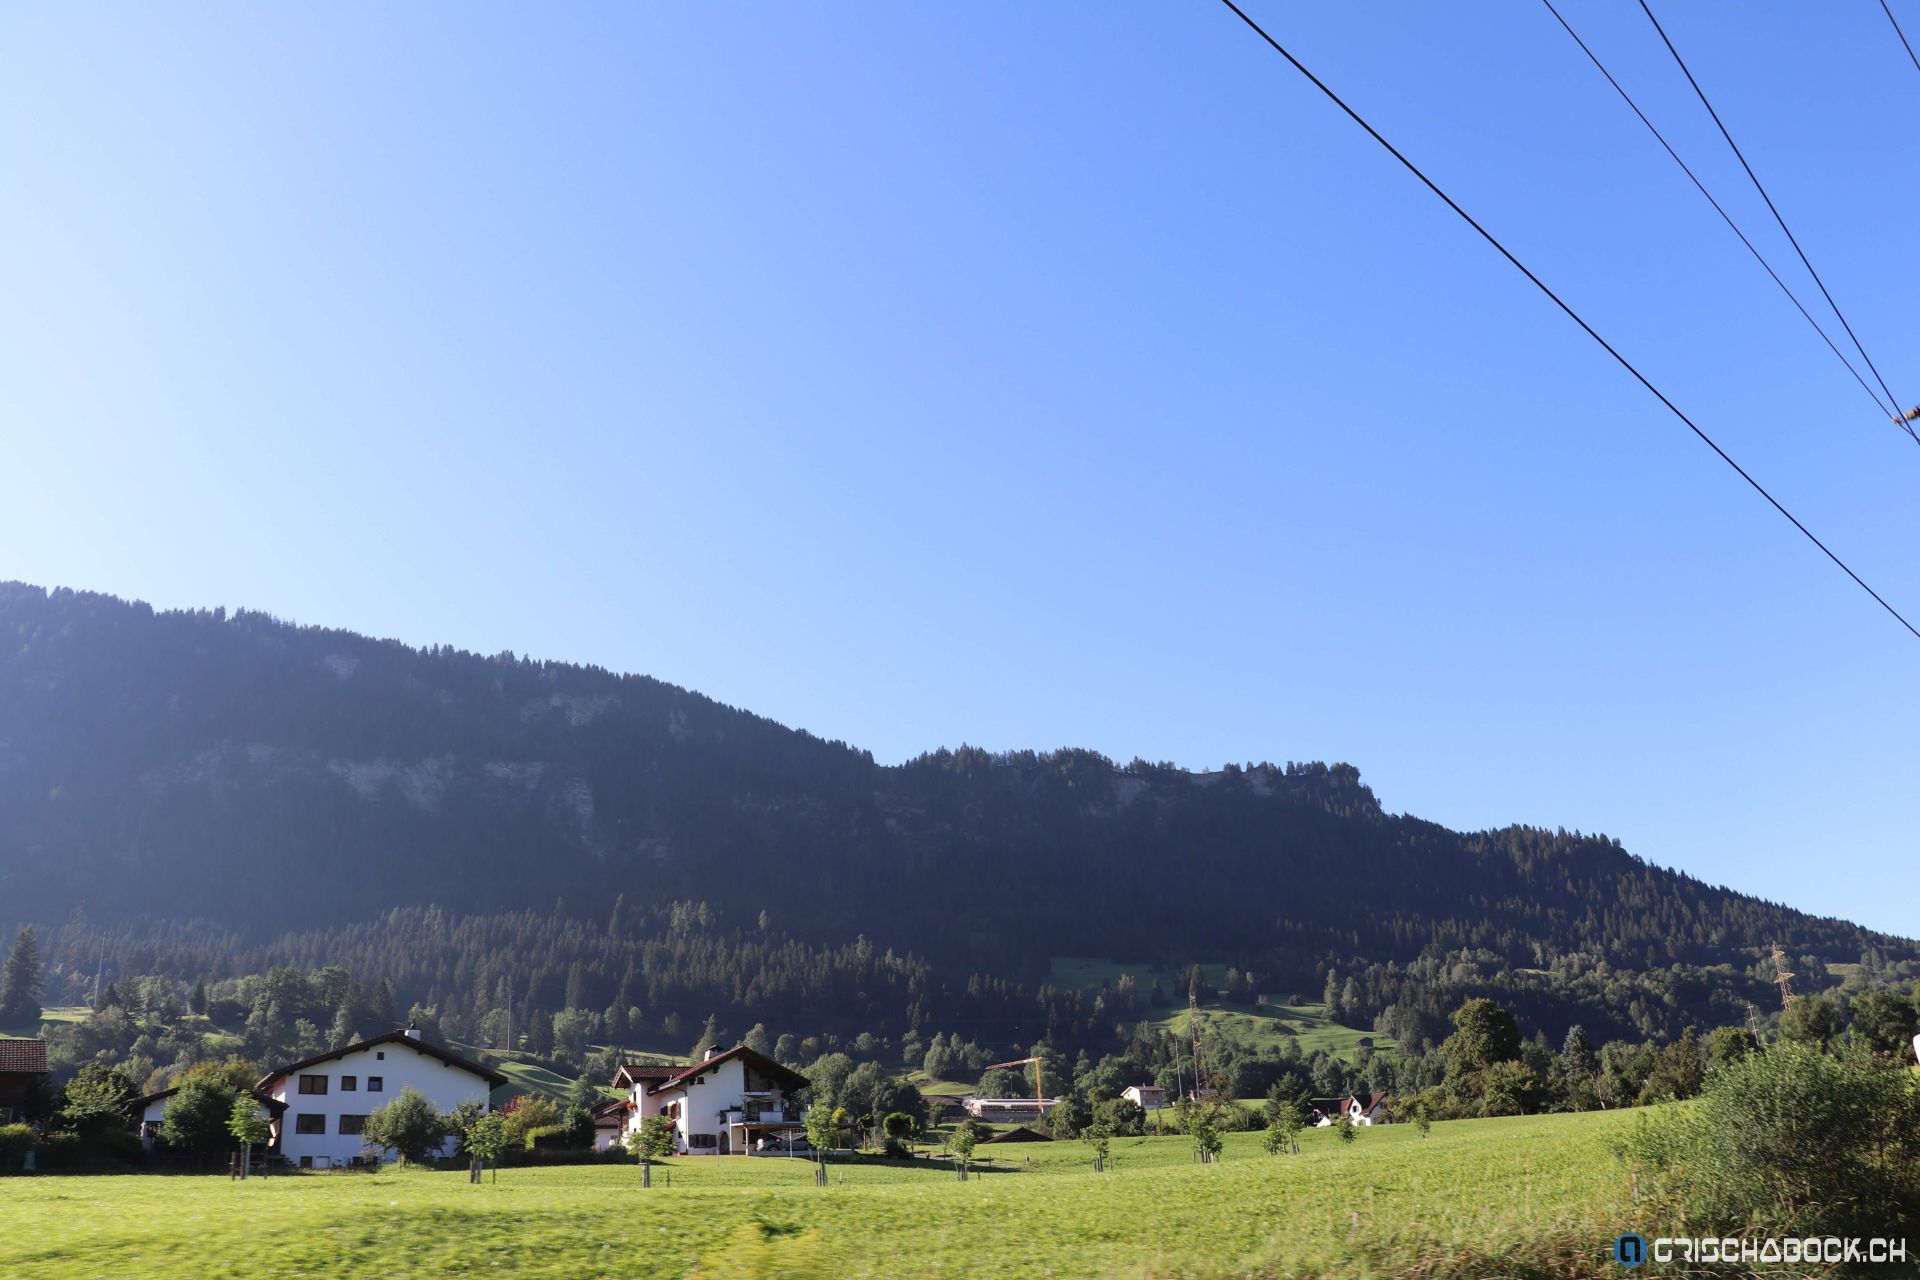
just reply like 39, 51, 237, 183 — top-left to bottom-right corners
257, 1030, 508, 1091
0, 1039, 48, 1075
590, 1097, 630, 1120
613, 1062, 681, 1088
129, 1085, 287, 1116
654, 1045, 808, 1094
982, 1125, 1051, 1143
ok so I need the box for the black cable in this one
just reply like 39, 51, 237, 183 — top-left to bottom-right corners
1541, 0, 1913, 441
1213, 0, 1920, 642
1638, 0, 1911, 430
1883, 0, 1920, 79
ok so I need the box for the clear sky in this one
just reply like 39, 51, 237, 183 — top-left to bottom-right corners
4, 3, 1916, 936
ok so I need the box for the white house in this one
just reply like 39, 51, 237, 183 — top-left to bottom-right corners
258, 1027, 506, 1168
617, 1045, 809, 1155
131, 1086, 284, 1154
1331, 1091, 1391, 1126
1121, 1084, 1166, 1111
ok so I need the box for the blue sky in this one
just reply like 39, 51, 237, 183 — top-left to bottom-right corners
4, 3, 1917, 935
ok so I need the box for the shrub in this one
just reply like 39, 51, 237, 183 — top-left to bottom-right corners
0, 1123, 33, 1171
1617, 1042, 1920, 1238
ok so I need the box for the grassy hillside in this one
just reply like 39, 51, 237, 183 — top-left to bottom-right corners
0, 1111, 1641, 1278
1051, 957, 1392, 1063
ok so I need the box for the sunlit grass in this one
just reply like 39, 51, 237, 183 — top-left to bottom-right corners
2, 1110, 1645, 1278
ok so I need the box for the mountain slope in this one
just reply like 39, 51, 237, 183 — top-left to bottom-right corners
1, 581, 1908, 1001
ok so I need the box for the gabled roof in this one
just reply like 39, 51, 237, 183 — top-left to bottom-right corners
129, 1085, 287, 1116
0, 1039, 48, 1074
590, 1096, 630, 1120
613, 1062, 681, 1089
257, 1030, 508, 1091
652, 1045, 808, 1095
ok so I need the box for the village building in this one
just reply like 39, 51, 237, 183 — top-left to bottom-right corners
1329, 1091, 1391, 1126
258, 1027, 506, 1168
130, 1085, 285, 1154
962, 1096, 1058, 1124
1120, 1084, 1166, 1111
0, 1039, 48, 1124
616, 1045, 808, 1155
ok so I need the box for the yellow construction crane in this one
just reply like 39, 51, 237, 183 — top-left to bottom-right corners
984, 1052, 1049, 1113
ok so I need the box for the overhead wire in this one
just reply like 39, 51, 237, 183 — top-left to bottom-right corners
1211, 0, 1920, 642
1539, 0, 1912, 441
1881, 0, 1920, 79
1637, 0, 1913, 431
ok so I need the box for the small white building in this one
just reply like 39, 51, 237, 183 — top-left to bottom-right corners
131, 1086, 284, 1154
617, 1045, 809, 1155
1121, 1084, 1166, 1111
1331, 1091, 1391, 1126
258, 1027, 506, 1168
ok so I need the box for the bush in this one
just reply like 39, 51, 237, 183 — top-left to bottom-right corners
1617, 1042, 1920, 1237
0, 1123, 32, 1171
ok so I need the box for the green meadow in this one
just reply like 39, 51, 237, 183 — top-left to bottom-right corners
2, 1111, 1646, 1279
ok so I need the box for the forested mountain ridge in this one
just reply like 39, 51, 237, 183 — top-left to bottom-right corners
1, 581, 1910, 1050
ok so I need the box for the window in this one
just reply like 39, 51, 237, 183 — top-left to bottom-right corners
298, 1075, 328, 1095
294, 1114, 326, 1135
376, 1051, 385, 1060
340, 1075, 357, 1091
299, 1156, 313, 1169
338, 1115, 367, 1135
367, 1076, 384, 1092
690, 1133, 717, 1149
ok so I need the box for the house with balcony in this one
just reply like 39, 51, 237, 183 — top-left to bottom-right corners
616, 1044, 809, 1155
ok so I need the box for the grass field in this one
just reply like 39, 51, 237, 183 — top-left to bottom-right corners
0, 1111, 1645, 1279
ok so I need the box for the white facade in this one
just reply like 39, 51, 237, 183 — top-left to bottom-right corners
262, 1031, 499, 1168
1121, 1085, 1166, 1111
617, 1047, 806, 1155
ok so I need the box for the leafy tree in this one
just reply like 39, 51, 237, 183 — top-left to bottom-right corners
228, 1096, 272, 1174
61, 1063, 134, 1135
803, 1104, 845, 1156
159, 1075, 242, 1159
1848, 988, 1918, 1057
946, 1118, 978, 1177
626, 1114, 676, 1163
466, 1112, 507, 1181
445, 1098, 488, 1146
1443, 999, 1522, 1082
1085, 1118, 1113, 1169
1779, 994, 1842, 1050
1475, 1060, 1541, 1117
1335, 1114, 1356, 1145
743, 1022, 772, 1057
1637, 1027, 1705, 1104
361, 1086, 448, 1164
1619, 1043, 1920, 1238
500, 1095, 560, 1150
881, 1111, 916, 1157
1703, 1025, 1758, 1072
0, 927, 44, 1027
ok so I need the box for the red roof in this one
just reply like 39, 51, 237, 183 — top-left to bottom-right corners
0, 1039, 48, 1074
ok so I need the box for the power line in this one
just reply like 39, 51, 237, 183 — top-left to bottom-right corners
1637, 0, 1911, 431
1212, 0, 1920, 644
1882, 0, 1920, 79
1540, 0, 1912, 440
